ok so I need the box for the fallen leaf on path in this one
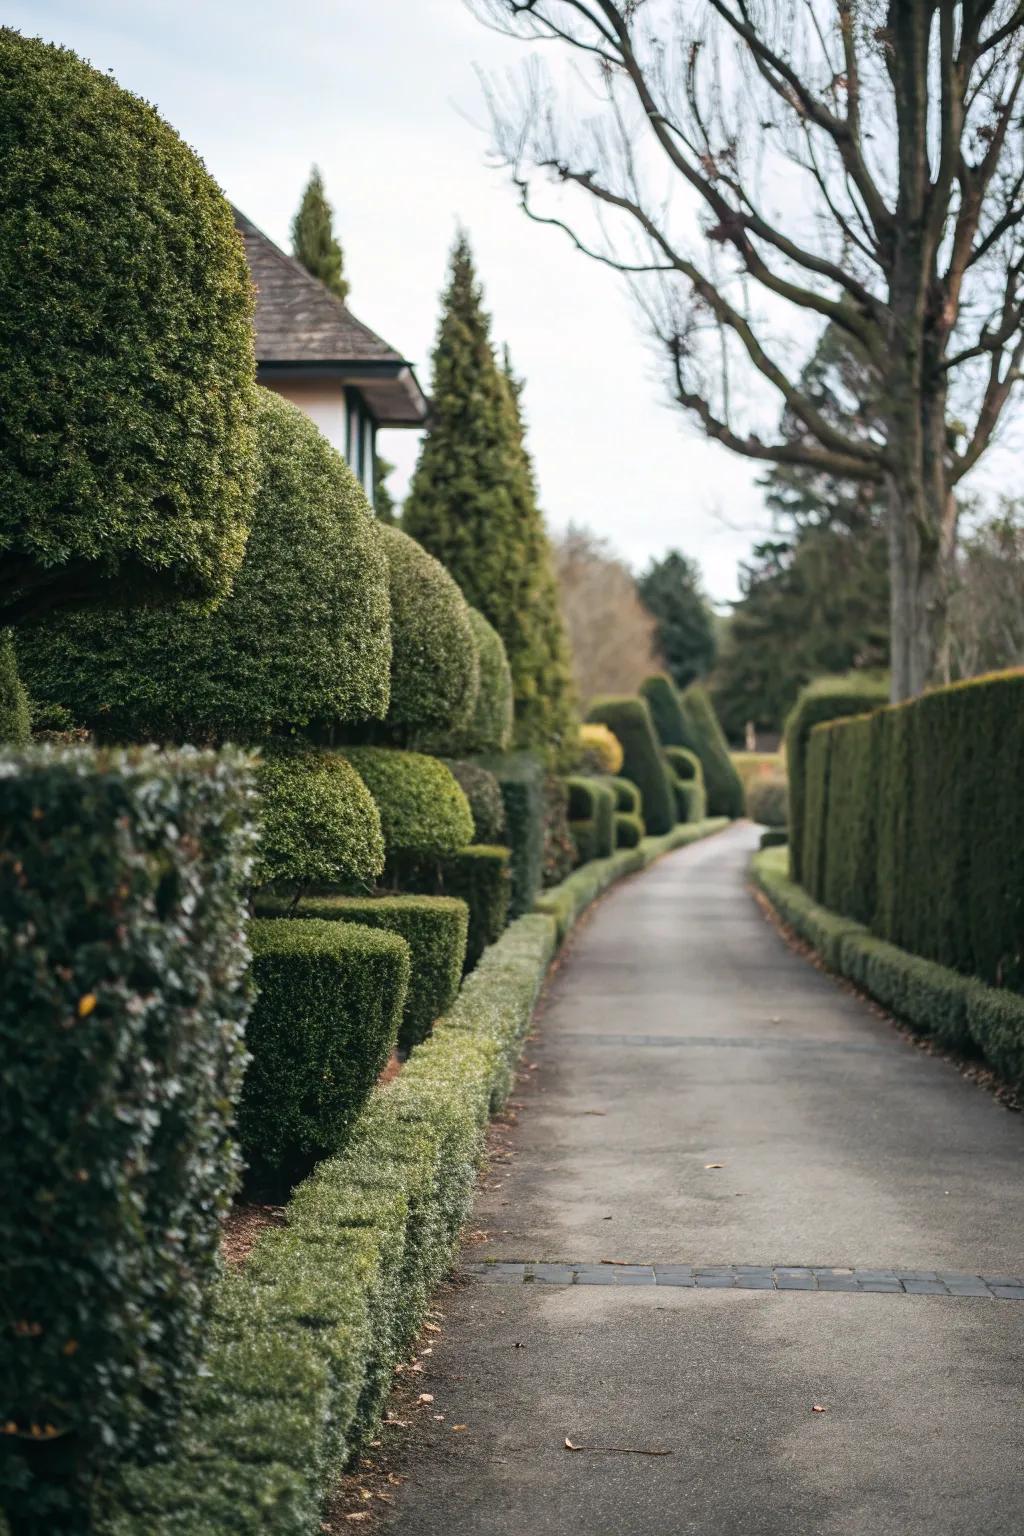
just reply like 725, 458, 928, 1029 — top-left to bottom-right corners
451, 1424, 468, 1432
812, 1404, 828, 1414
564, 1437, 672, 1456
424, 1322, 441, 1334
599, 1258, 627, 1265
383, 1417, 408, 1428
344, 1516, 370, 1525
704, 1163, 725, 1170
416, 1393, 434, 1405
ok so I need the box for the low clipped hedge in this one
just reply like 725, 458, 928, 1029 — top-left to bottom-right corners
585, 696, 675, 835
783, 672, 889, 882
615, 811, 644, 848
255, 895, 469, 1053
0, 746, 256, 1529
404, 846, 512, 971
752, 847, 1024, 1089
664, 746, 706, 823
254, 749, 385, 896
609, 775, 642, 817
342, 748, 473, 863
566, 774, 615, 864
477, 751, 546, 918
441, 759, 506, 843
240, 918, 410, 1183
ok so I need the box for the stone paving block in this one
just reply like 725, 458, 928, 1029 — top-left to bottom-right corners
734, 1275, 775, 1289
776, 1275, 816, 1289
902, 1279, 948, 1294
990, 1285, 1024, 1300
695, 1274, 735, 1287
817, 1275, 859, 1291
982, 1275, 1023, 1288
895, 1270, 939, 1282
528, 1265, 576, 1283
944, 1280, 992, 1297
613, 1269, 656, 1285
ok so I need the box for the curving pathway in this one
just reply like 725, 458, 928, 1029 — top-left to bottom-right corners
383, 823, 1024, 1536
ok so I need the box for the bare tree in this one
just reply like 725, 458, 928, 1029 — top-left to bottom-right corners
471, 0, 1024, 699
554, 523, 664, 702
948, 496, 1024, 675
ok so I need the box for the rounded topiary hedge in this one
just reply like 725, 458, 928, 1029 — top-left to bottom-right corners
585, 696, 675, 835
254, 748, 385, 893
0, 29, 258, 622
442, 759, 507, 843
18, 391, 391, 742
342, 748, 474, 860
460, 609, 514, 754
376, 525, 478, 743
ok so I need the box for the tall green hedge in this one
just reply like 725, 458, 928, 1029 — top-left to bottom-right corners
403, 846, 512, 971
799, 669, 1024, 992
678, 683, 744, 819
19, 391, 390, 744
435, 609, 514, 756
477, 751, 546, 916
639, 673, 690, 748
254, 749, 384, 896
784, 672, 889, 882
342, 748, 473, 862
240, 918, 409, 1183
0, 30, 257, 626
0, 746, 255, 1527
0, 631, 30, 744
566, 775, 616, 863
585, 696, 675, 835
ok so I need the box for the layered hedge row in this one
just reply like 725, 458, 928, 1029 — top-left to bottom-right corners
0, 748, 256, 1527
585, 696, 674, 835
799, 669, 1024, 993
753, 847, 1024, 1090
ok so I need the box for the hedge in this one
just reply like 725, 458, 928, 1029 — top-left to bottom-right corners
255, 895, 469, 1053
664, 746, 705, 824
577, 723, 623, 775
19, 392, 390, 745
752, 847, 1024, 1089
746, 772, 788, 832
783, 673, 889, 882
0, 746, 256, 1529
440, 759, 506, 843
375, 525, 478, 744
608, 775, 642, 817
639, 673, 690, 747
679, 683, 744, 819
477, 751, 546, 917
439, 609, 513, 756
254, 749, 385, 896
615, 811, 644, 848
342, 748, 473, 862
0, 31, 257, 623
239, 918, 410, 1183
800, 669, 1024, 992
0, 632, 29, 744
585, 696, 675, 835
566, 775, 615, 863
403, 846, 512, 971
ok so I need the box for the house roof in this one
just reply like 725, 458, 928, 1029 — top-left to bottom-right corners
234, 208, 428, 427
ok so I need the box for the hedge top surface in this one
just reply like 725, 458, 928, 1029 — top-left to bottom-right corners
0, 29, 257, 616
254, 747, 385, 891
17, 391, 391, 742
342, 747, 474, 858
459, 608, 515, 755
377, 524, 478, 742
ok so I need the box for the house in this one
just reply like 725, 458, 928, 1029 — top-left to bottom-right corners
234, 209, 428, 507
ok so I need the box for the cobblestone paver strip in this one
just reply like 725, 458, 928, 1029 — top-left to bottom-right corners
463, 1262, 1024, 1298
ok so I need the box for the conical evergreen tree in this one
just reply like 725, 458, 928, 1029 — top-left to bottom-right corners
291, 166, 349, 301
404, 235, 576, 759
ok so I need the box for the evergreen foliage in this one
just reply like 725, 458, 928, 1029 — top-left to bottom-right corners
0, 632, 30, 745
585, 696, 675, 835
477, 751, 547, 916
402, 846, 512, 972
441, 760, 507, 843
0, 30, 258, 626
638, 551, 716, 690
373, 455, 398, 524
679, 683, 745, 819
291, 166, 349, 301
402, 236, 575, 759
254, 749, 385, 896
342, 748, 474, 861
19, 391, 391, 743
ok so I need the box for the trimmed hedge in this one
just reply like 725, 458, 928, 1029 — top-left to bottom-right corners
342, 748, 473, 862
753, 847, 1024, 1089
477, 751, 546, 917
800, 669, 1024, 992
0, 746, 256, 1528
784, 673, 889, 882
566, 774, 615, 863
404, 846, 512, 971
256, 895, 469, 1053
664, 746, 706, 824
441, 759, 506, 843
376, 524, 478, 744
0, 30, 257, 621
639, 672, 690, 746
0, 631, 30, 744
615, 811, 644, 848
254, 749, 385, 895
19, 391, 390, 743
679, 683, 744, 819
585, 696, 675, 835
746, 772, 788, 831
577, 723, 623, 775
609, 775, 642, 817
665, 745, 701, 782
240, 918, 410, 1183
443, 609, 514, 756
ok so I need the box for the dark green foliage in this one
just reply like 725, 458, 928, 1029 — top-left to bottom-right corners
19, 391, 390, 743
608, 776, 642, 817
477, 751, 546, 917
257, 895, 468, 1053
615, 811, 644, 848
404, 846, 512, 971
639, 672, 690, 747
665, 745, 701, 781
447, 609, 514, 755
240, 918, 409, 1181
760, 828, 788, 850
291, 165, 349, 301
784, 673, 890, 882
800, 670, 1024, 992
637, 550, 716, 689
664, 746, 705, 824
440, 759, 506, 843
585, 696, 675, 834
679, 683, 744, 819
372, 524, 478, 745
566, 775, 616, 862
0, 631, 30, 744
403, 238, 575, 759
0, 745, 255, 1527
343, 748, 474, 861
373, 455, 398, 523
542, 773, 576, 888
0, 30, 257, 626
254, 749, 384, 896
746, 772, 788, 830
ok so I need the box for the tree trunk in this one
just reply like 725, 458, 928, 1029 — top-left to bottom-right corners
886, 444, 956, 702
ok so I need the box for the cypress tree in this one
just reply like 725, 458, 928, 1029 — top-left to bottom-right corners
291, 166, 349, 301
403, 235, 575, 759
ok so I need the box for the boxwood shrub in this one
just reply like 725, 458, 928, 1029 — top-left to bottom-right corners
585, 696, 675, 834
342, 748, 473, 862
240, 918, 410, 1183
440, 759, 506, 843
577, 722, 623, 775
566, 775, 615, 863
608, 775, 642, 817
478, 751, 546, 917
664, 746, 705, 823
256, 895, 469, 1053
254, 748, 385, 897
19, 391, 390, 743
404, 846, 512, 971
679, 683, 744, 820
0, 30, 258, 626
0, 745, 256, 1528
615, 811, 644, 848
0, 631, 30, 744
436, 609, 514, 756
